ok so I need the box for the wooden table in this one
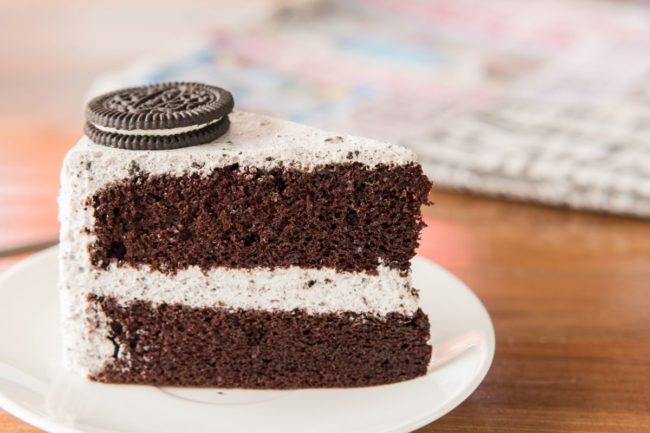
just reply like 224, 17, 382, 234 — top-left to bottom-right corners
1, 2, 649, 431
416, 192, 650, 432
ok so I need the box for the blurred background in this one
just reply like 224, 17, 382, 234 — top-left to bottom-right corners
1, 0, 649, 260
1, 1, 649, 432
2, 0, 650, 254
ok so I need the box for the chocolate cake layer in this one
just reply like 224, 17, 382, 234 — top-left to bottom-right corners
87, 294, 432, 388
87, 162, 431, 274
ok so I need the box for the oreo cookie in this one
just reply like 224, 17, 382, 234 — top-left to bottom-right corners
84, 82, 234, 150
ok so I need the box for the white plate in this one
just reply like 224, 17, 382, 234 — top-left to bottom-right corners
0, 247, 494, 433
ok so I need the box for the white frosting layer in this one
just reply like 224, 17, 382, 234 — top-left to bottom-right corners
83, 263, 415, 315
91, 116, 222, 136
64, 111, 416, 194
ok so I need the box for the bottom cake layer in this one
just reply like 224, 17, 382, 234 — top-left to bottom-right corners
86, 294, 432, 388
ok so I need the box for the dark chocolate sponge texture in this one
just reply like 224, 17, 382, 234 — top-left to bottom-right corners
84, 82, 234, 150
87, 162, 432, 274
87, 294, 432, 388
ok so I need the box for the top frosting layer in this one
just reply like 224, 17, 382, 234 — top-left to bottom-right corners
67, 111, 417, 192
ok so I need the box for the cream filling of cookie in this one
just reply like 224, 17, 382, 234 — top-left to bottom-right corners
91, 116, 223, 136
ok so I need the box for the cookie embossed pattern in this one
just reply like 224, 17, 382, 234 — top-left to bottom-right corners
84, 82, 233, 149
59, 82, 434, 388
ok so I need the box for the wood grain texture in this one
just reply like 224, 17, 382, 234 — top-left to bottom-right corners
0, 411, 41, 433
414, 191, 650, 433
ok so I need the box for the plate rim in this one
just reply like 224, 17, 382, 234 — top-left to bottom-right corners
0, 247, 495, 433
391, 255, 495, 433
0, 248, 88, 433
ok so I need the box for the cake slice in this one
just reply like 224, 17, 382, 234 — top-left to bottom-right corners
58, 82, 432, 388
